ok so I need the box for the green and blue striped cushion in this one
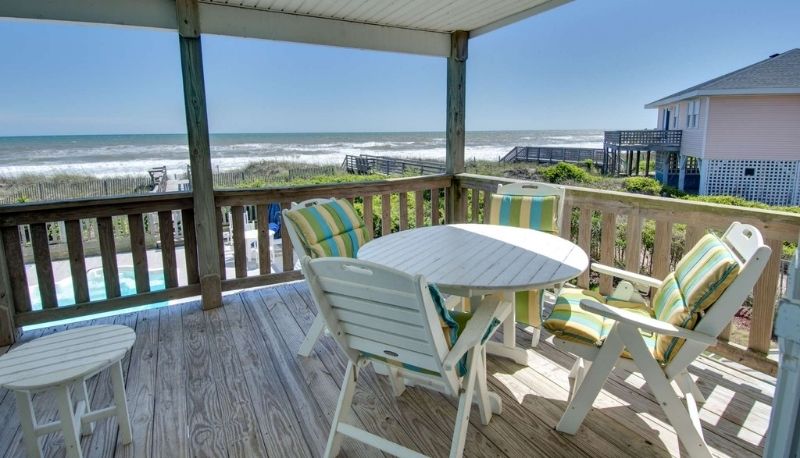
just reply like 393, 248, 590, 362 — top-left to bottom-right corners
652, 273, 696, 363
488, 194, 559, 234
674, 234, 740, 314
285, 199, 370, 258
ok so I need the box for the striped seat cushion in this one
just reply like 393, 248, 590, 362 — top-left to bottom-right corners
284, 199, 370, 258
488, 194, 559, 234
652, 273, 696, 363
543, 288, 656, 359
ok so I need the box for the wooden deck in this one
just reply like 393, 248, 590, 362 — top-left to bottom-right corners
0, 282, 774, 457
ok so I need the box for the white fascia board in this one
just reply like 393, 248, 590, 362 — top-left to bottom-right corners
198, 3, 451, 57
470, 0, 572, 38
0, 0, 451, 57
645, 87, 800, 109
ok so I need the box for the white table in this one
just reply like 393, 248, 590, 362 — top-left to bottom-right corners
358, 224, 589, 364
0, 325, 136, 458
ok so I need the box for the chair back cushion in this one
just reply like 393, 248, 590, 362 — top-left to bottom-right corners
488, 194, 559, 234
653, 234, 741, 363
284, 199, 370, 258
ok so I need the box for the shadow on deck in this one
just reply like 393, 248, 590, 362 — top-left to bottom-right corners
0, 282, 773, 457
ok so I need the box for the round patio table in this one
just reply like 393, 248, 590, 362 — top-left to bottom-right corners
358, 223, 589, 364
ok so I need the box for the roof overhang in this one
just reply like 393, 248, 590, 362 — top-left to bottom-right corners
644, 87, 800, 109
0, 0, 571, 57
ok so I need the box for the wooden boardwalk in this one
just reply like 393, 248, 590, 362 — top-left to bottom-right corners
0, 282, 773, 457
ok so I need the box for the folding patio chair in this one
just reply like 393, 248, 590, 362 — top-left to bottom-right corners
302, 256, 512, 458
542, 222, 771, 458
283, 198, 371, 356
486, 181, 565, 346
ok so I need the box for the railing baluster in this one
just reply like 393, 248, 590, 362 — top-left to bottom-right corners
216, 207, 227, 281
624, 209, 642, 273
231, 205, 247, 278
30, 223, 57, 308
470, 188, 479, 223
381, 194, 391, 236
414, 191, 424, 228
398, 193, 408, 231
483, 190, 493, 224
65, 219, 90, 302
1, 227, 30, 313
157, 211, 178, 289
599, 212, 616, 296
749, 239, 782, 354
652, 220, 673, 281
363, 195, 374, 236
576, 208, 592, 289
431, 189, 440, 225
280, 202, 294, 272
127, 214, 150, 294
97, 216, 121, 298
182, 208, 200, 285
256, 205, 271, 275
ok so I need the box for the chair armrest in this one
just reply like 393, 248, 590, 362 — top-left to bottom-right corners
590, 263, 662, 289
443, 295, 512, 371
579, 299, 717, 346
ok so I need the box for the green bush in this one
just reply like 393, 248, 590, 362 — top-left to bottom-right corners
623, 177, 662, 195
539, 162, 594, 184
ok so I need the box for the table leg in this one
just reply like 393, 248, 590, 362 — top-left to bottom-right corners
54, 384, 83, 458
111, 360, 133, 444
14, 390, 43, 458
482, 291, 529, 365
75, 379, 94, 435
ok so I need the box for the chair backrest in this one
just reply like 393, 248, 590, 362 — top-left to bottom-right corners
282, 198, 370, 259
490, 181, 565, 235
663, 222, 771, 374
301, 256, 460, 394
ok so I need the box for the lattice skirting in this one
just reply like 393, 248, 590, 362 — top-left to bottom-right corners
700, 159, 799, 206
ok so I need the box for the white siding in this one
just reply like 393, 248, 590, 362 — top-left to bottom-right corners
679, 98, 707, 158
705, 95, 800, 160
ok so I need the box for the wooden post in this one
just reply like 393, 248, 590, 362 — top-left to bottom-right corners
176, 0, 222, 309
445, 31, 468, 224
0, 231, 16, 345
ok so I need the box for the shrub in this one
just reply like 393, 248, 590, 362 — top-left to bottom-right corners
539, 162, 594, 184
623, 177, 662, 195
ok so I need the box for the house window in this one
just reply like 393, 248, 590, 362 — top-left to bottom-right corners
672, 105, 679, 130
744, 167, 755, 176
686, 100, 700, 128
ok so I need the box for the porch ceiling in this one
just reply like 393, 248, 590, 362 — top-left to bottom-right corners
0, 0, 571, 56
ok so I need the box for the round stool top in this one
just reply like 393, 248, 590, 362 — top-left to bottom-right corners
0, 325, 136, 391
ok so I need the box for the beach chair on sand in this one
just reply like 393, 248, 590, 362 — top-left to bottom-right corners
302, 256, 511, 458
282, 198, 371, 357
543, 222, 771, 458
485, 181, 565, 347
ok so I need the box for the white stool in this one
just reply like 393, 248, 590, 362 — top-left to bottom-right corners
0, 325, 136, 458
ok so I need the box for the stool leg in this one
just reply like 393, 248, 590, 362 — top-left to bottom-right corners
54, 385, 83, 458
14, 390, 43, 458
110, 360, 133, 444
75, 380, 94, 435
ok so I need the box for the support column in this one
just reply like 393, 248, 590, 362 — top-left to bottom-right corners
645, 151, 651, 177
446, 31, 468, 224
678, 154, 687, 192
176, 0, 222, 309
0, 234, 15, 345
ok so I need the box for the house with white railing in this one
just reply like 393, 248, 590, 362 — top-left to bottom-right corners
646, 49, 800, 204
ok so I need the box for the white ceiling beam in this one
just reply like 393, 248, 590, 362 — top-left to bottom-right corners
0, 0, 451, 57
469, 0, 572, 38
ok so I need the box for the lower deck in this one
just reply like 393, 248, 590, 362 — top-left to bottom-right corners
0, 282, 774, 457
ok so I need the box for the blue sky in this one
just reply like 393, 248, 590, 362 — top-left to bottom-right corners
0, 0, 798, 136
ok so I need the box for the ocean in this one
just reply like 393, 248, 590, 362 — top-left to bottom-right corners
0, 130, 603, 178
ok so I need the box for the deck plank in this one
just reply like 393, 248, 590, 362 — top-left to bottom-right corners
152, 304, 189, 458
181, 302, 228, 458
223, 293, 313, 457
114, 308, 160, 458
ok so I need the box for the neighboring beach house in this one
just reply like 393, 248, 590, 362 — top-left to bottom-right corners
645, 48, 800, 205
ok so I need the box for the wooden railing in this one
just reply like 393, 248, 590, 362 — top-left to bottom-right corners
500, 146, 605, 166
604, 130, 682, 149
456, 173, 799, 376
0, 175, 453, 334
341, 154, 446, 175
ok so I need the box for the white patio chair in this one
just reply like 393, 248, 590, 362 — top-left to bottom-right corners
485, 181, 565, 346
543, 222, 771, 458
302, 256, 512, 458
283, 198, 371, 357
